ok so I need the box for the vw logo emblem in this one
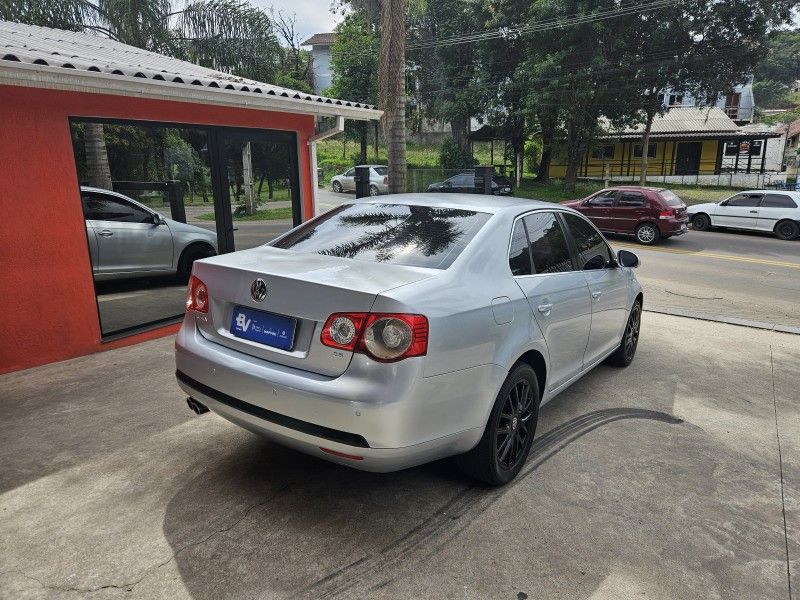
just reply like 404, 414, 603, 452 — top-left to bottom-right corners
250, 279, 268, 302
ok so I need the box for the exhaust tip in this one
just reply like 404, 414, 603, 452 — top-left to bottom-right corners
186, 397, 209, 415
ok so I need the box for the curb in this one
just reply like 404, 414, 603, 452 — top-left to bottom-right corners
644, 306, 800, 336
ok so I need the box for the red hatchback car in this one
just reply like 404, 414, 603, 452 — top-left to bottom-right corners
562, 186, 689, 245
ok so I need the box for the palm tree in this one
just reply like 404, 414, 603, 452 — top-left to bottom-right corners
378, 0, 407, 194
84, 123, 113, 189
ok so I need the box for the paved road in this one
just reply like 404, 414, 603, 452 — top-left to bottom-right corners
607, 229, 800, 329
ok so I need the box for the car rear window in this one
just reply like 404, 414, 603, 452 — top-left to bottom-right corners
273, 203, 492, 269
658, 190, 684, 207
373, 166, 388, 176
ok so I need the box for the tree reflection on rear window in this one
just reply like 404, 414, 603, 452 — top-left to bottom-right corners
273, 203, 491, 269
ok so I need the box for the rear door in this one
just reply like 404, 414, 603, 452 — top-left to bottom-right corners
581, 190, 618, 232
609, 190, 647, 234
713, 193, 762, 229
512, 211, 592, 391
757, 193, 798, 231
341, 168, 356, 191
82, 191, 173, 275
560, 212, 629, 364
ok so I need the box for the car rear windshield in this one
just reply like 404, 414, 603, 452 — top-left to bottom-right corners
273, 203, 491, 269
658, 190, 684, 207
373, 166, 388, 175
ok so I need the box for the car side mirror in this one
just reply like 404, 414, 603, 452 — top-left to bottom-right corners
719, 200, 728, 206
617, 249, 639, 268
152, 213, 165, 225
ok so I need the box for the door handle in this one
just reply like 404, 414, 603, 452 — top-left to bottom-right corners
537, 303, 553, 313
98, 230, 113, 237
591, 290, 602, 300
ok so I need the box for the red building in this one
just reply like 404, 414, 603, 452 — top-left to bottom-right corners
0, 21, 380, 374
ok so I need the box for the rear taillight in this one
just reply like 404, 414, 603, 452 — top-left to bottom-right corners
320, 312, 428, 362
186, 275, 209, 313
659, 209, 674, 220
383, 176, 388, 185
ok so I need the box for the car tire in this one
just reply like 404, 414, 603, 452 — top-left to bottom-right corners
457, 363, 540, 486
691, 213, 711, 231
369, 184, 379, 197
332, 181, 343, 193
774, 219, 799, 241
177, 244, 216, 283
634, 222, 660, 245
605, 301, 642, 368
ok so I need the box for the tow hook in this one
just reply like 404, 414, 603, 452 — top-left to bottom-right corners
186, 397, 209, 415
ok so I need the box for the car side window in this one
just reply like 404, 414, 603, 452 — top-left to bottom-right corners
452, 174, 473, 186
588, 191, 617, 206
562, 213, 612, 270
726, 193, 762, 207
508, 220, 532, 276
523, 212, 574, 274
84, 193, 152, 223
344, 168, 355, 177
762, 194, 797, 208
617, 191, 646, 207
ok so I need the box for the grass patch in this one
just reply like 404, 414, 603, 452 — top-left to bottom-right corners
197, 207, 294, 221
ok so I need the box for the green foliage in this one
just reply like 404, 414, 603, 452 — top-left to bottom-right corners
523, 139, 542, 174
438, 137, 477, 169
754, 29, 800, 85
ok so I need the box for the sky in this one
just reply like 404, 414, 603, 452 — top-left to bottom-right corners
251, 0, 342, 41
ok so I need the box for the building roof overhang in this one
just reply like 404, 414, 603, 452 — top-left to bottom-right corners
0, 21, 380, 121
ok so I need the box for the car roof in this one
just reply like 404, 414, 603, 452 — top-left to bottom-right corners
603, 185, 664, 192
737, 189, 800, 197
350, 193, 561, 214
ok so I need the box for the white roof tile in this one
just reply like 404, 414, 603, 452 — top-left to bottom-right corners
0, 20, 379, 118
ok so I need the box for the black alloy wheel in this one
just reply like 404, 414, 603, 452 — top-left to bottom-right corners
605, 302, 641, 367
458, 363, 540, 485
496, 379, 535, 471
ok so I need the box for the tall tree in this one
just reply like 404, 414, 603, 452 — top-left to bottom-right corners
328, 13, 379, 164
378, 0, 407, 193
411, 0, 488, 154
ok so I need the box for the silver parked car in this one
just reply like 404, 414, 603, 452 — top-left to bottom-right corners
175, 195, 642, 485
81, 186, 218, 281
688, 190, 800, 240
330, 165, 389, 196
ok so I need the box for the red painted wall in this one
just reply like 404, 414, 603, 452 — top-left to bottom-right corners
0, 85, 316, 374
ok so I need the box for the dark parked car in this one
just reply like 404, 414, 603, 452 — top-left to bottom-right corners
426, 171, 513, 195
561, 186, 689, 245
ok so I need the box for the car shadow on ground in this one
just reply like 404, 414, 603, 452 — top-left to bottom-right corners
159, 396, 684, 599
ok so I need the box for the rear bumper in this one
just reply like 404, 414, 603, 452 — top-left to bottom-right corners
659, 218, 689, 235
175, 320, 499, 471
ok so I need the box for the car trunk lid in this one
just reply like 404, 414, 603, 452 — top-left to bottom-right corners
191, 247, 436, 376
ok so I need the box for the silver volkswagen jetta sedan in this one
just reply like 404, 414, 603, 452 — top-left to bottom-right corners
175, 194, 642, 485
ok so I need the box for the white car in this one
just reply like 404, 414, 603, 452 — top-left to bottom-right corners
330, 165, 389, 196
688, 190, 800, 240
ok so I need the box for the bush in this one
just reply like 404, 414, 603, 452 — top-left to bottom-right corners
524, 140, 542, 174
438, 138, 477, 169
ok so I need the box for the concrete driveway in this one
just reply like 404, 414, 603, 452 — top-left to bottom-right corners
0, 312, 797, 599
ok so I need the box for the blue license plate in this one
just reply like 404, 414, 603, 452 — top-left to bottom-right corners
230, 305, 296, 351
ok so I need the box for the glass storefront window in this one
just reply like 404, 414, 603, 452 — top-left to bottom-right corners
69, 119, 301, 338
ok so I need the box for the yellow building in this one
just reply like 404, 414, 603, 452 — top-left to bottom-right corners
548, 107, 781, 179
